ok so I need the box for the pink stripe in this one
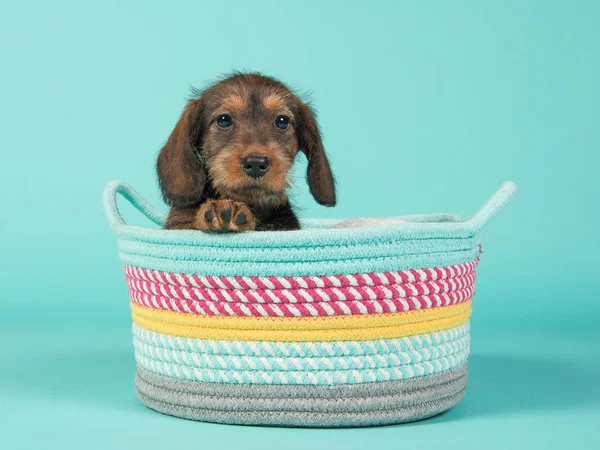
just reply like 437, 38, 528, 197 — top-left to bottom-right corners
123, 260, 479, 291
129, 285, 474, 317
125, 272, 476, 304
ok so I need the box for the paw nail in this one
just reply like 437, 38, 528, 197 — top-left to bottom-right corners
234, 213, 247, 225
221, 208, 231, 223
204, 210, 214, 222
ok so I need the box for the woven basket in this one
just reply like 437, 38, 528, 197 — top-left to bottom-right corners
103, 181, 517, 427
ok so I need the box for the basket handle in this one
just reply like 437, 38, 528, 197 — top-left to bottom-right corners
103, 179, 517, 233
463, 181, 518, 232
103, 180, 166, 232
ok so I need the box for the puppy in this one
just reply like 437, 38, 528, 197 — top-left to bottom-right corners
157, 73, 336, 232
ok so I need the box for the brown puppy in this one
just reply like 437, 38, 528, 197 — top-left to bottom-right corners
157, 73, 336, 232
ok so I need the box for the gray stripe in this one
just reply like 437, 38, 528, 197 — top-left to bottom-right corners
136, 371, 467, 413
136, 362, 468, 399
136, 389, 466, 428
135, 364, 468, 427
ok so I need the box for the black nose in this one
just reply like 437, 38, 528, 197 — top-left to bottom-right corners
241, 155, 270, 179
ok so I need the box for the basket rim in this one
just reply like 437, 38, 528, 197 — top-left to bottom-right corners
103, 181, 518, 248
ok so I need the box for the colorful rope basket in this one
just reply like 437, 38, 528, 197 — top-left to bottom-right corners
103, 181, 517, 427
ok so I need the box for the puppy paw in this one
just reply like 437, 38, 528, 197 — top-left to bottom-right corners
194, 200, 256, 232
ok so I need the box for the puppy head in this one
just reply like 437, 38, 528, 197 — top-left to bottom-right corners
157, 73, 336, 209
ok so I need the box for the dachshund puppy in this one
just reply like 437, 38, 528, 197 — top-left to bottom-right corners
157, 73, 336, 232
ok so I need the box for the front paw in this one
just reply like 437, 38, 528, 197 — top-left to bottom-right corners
194, 200, 256, 232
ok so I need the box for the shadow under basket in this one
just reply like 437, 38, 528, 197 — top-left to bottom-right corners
103, 181, 518, 427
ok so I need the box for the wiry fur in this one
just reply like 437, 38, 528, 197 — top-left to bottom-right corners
157, 73, 336, 232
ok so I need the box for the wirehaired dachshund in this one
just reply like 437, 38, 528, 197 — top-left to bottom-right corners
157, 73, 336, 232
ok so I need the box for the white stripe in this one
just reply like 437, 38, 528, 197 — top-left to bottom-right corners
356, 301, 368, 314
164, 272, 177, 285
408, 284, 419, 296
376, 272, 389, 284
154, 270, 166, 284
242, 277, 258, 289
198, 276, 212, 288
168, 285, 180, 299
223, 303, 236, 316
327, 276, 342, 287
338, 302, 352, 315
282, 290, 298, 303
235, 290, 250, 303
277, 277, 292, 289
159, 284, 170, 298
286, 304, 302, 317
295, 277, 309, 288
299, 289, 314, 302
229, 278, 243, 289
321, 302, 336, 316
332, 288, 346, 301
265, 290, 281, 303
239, 304, 253, 316
311, 276, 326, 288
348, 287, 362, 300
382, 286, 393, 299
260, 278, 276, 289
249, 290, 266, 304
181, 299, 193, 314
254, 304, 269, 317
364, 286, 377, 300
384, 298, 397, 313
304, 303, 319, 316
207, 302, 221, 315
146, 269, 157, 283
345, 274, 358, 286
362, 274, 375, 286
269, 304, 285, 317
222, 290, 235, 303
372, 300, 383, 314
180, 286, 193, 301
316, 289, 331, 302
187, 275, 201, 288
214, 278, 229, 289
194, 303, 206, 314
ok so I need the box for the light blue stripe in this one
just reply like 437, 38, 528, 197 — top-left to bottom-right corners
133, 336, 470, 371
118, 236, 480, 263
134, 349, 469, 385
119, 246, 481, 276
132, 322, 470, 358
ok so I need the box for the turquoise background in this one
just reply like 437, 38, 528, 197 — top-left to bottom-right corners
1, 0, 598, 448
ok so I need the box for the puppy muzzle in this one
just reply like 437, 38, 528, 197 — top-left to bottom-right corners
241, 155, 270, 179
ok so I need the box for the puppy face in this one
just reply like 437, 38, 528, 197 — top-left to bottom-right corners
201, 80, 298, 207
157, 73, 336, 209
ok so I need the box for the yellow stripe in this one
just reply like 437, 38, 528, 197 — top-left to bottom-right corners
131, 300, 471, 330
130, 300, 472, 342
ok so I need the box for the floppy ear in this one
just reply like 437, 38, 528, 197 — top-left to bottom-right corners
156, 99, 206, 207
295, 102, 336, 206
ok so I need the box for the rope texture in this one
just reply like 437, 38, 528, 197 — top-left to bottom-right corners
124, 260, 478, 290
131, 322, 470, 357
135, 366, 468, 412
133, 336, 469, 371
134, 347, 469, 385
135, 361, 468, 397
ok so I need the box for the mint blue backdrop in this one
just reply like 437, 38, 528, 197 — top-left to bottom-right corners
1, 1, 598, 448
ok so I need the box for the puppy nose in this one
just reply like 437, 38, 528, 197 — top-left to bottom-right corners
241, 155, 270, 179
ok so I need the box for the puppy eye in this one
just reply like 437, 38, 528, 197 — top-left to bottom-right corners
275, 115, 290, 130
216, 114, 233, 129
